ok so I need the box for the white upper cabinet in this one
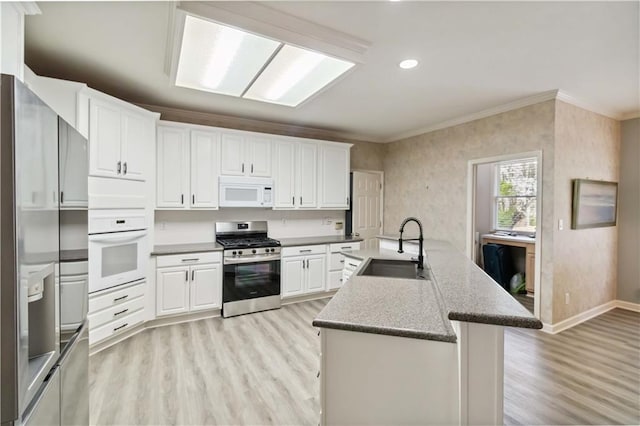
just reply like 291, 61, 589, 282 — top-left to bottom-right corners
272, 139, 296, 208
89, 98, 121, 179
246, 135, 272, 177
190, 130, 219, 209
318, 144, 350, 209
220, 132, 272, 177
220, 133, 244, 176
88, 92, 156, 182
156, 126, 189, 209
297, 142, 318, 209
156, 123, 220, 210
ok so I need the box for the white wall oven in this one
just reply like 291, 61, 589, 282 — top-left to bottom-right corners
88, 210, 147, 293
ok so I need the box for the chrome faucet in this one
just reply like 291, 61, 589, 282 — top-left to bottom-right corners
398, 217, 424, 270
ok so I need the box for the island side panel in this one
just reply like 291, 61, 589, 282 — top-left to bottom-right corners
452, 321, 505, 426
320, 328, 459, 425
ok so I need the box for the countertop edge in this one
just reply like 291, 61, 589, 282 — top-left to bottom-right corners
312, 319, 457, 343
448, 312, 543, 329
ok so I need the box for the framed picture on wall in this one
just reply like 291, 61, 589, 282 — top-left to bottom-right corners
571, 179, 618, 229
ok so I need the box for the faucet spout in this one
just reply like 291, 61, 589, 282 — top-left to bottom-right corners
398, 217, 424, 270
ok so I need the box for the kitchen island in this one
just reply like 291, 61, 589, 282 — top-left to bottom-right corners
313, 237, 541, 425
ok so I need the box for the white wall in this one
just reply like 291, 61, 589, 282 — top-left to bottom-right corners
617, 118, 640, 304
154, 209, 346, 245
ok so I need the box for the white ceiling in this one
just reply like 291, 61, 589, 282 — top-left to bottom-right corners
25, 1, 640, 142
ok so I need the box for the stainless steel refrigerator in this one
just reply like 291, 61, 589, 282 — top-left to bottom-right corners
1, 75, 88, 426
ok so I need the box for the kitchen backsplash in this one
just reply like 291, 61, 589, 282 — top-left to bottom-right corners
154, 209, 345, 245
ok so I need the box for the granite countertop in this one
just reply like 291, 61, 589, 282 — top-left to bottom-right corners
151, 242, 223, 256
60, 249, 88, 262
277, 235, 363, 247
314, 248, 456, 342
313, 239, 542, 342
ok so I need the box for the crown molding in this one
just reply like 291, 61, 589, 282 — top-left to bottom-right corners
136, 102, 379, 145
555, 90, 622, 120
386, 90, 560, 142
13, 2, 41, 16
621, 111, 640, 121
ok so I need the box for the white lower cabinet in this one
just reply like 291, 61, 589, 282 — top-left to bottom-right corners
88, 280, 146, 346
328, 242, 360, 290
282, 245, 326, 298
156, 252, 222, 317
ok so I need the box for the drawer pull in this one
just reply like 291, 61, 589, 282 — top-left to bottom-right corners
113, 295, 129, 302
341, 246, 352, 250
317, 330, 320, 336
339, 260, 344, 263
113, 308, 129, 317
299, 249, 312, 253
317, 371, 320, 378
181, 258, 199, 262
113, 323, 128, 332
348, 263, 358, 267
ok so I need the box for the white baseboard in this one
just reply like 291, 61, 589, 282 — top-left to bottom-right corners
615, 299, 640, 312
541, 300, 617, 334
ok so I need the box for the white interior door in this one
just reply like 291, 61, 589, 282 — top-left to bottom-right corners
353, 171, 383, 250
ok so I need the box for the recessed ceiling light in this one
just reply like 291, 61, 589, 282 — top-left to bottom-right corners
173, 14, 356, 107
399, 59, 418, 69
244, 45, 355, 107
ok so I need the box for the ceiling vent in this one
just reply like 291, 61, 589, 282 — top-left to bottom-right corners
166, 2, 369, 107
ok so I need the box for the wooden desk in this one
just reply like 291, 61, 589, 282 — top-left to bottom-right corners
481, 234, 536, 295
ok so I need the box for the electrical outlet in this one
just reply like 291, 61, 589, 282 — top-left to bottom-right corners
558, 219, 564, 230
565, 292, 570, 305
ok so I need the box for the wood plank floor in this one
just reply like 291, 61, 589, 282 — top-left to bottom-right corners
90, 301, 639, 425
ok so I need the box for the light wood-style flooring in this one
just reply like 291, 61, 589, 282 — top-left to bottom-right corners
90, 300, 640, 425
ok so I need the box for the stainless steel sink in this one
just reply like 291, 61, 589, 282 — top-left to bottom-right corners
358, 258, 429, 280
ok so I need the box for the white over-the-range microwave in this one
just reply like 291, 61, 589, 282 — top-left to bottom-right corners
219, 176, 274, 208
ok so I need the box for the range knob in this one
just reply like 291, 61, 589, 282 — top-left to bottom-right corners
232, 251, 237, 256
265, 248, 270, 253
252, 249, 257, 254
238, 250, 243, 255
270, 248, 276, 253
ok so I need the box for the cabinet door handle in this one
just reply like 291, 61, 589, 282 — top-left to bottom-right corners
113, 323, 128, 332
292, 196, 295, 205
60, 191, 64, 204
181, 194, 184, 205
348, 263, 358, 267
242, 163, 245, 173
113, 308, 129, 317
117, 161, 122, 174
191, 270, 194, 281
114, 295, 129, 303
347, 196, 349, 205
192, 194, 195, 204
251, 164, 254, 174
302, 261, 305, 271
300, 196, 303, 205
185, 270, 188, 281
339, 259, 344, 263
123, 162, 127, 175
306, 259, 310, 268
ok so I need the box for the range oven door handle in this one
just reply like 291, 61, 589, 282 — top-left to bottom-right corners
89, 230, 147, 244
224, 254, 281, 265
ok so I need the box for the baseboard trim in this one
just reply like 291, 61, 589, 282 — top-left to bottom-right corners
615, 299, 640, 312
541, 300, 617, 334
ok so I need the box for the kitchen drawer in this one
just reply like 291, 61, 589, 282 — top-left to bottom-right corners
329, 242, 360, 253
282, 245, 326, 257
343, 258, 362, 272
88, 280, 145, 313
88, 295, 144, 329
328, 270, 343, 290
329, 253, 346, 271
156, 251, 222, 268
89, 309, 145, 345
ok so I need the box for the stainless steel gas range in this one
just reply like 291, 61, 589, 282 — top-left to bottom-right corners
215, 221, 281, 317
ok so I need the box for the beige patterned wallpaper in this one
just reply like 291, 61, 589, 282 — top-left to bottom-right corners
383, 101, 557, 323
350, 140, 385, 171
552, 101, 620, 323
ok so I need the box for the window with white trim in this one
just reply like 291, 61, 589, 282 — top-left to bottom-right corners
494, 158, 537, 233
